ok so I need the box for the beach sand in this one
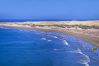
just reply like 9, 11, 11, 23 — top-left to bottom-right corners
31, 27, 99, 47
0, 22, 99, 48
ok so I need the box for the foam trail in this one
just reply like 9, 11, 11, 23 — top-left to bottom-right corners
48, 40, 52, 42
84, 63, 89, 66
63, 40, 69, 46
41, 38, 46, 40
53, 36, 58, 38
76, 49, 90, 66
75, 48, 83, 54
50, 35, 58, 39
68, 48, 90, 66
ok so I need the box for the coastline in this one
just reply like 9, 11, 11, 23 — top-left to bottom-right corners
0, 24, 99, 48
33, 27, 99, 48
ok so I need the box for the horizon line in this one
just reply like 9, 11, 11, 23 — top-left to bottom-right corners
0, 19, 99, 22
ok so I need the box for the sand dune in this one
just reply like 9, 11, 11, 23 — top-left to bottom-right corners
24, 20, 99, 26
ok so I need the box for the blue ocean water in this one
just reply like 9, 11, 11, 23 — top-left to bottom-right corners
0, 27, 99, 66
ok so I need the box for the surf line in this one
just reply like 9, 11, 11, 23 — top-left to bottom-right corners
63, 40, 69, 46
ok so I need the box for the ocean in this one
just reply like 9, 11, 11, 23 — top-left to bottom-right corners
0, 27, 99, 66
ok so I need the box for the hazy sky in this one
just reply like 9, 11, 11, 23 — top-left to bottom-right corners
0, 0, 99, 21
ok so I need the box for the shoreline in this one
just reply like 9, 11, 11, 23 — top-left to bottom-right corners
0, 25, 99, 48
34, 28, 99, 48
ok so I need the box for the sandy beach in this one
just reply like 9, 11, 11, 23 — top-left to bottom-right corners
0, 21, 99, 48
30, 27, 99, 47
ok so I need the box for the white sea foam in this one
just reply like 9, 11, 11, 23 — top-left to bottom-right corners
68, 48, 90, 66
73, 49, 90, 66
63, 40, 69, 46
73, 48, 83, 54
53, 36, 58, 38
48, 40, 52, 42
41, 38, 46, 40
79, 54, 90, 66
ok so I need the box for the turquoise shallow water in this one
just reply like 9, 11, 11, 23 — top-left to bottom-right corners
0, 27, 99, 66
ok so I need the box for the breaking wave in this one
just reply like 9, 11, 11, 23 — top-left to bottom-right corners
70, 49, 90, 66
41, 38, 46, 40
63, 40, 69, 46
52, 36, 58, 38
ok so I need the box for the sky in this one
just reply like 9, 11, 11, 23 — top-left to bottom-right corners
0, 0, 99, 21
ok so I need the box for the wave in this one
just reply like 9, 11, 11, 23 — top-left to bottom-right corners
48, 40, 52, 42
70, 49, 90, 66
41, 38, 46, 40
41, 37, 52, 42
63, 40, 69, 46
52, 36, 58, 38
48, 35, 58, 39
